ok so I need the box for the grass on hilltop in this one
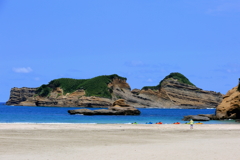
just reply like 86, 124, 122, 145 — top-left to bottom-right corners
142, 72, 195, 90
36, 74, 126, 98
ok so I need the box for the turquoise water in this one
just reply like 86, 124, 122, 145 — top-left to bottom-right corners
0, 102, 237, 124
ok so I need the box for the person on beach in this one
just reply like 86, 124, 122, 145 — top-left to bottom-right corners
190, 119, 194, 129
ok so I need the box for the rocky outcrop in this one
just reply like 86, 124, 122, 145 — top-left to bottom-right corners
158, 79, 223, 108
6, 74, 223, 108
6, 87, 37, 106
182, 115, 210, 121
35, 95, 112, 108
131, 89, 140, 94
215, 86, 240, 119
198, 114, 216, 120
68, 99, 141, 115
6, 87, 112, 107
112, 79, 222, 108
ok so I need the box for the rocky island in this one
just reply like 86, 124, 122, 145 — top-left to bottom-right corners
68, 99, 140, 115
6, 72, 223, 109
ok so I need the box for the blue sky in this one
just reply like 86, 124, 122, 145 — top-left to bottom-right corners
1, 0, 240, 102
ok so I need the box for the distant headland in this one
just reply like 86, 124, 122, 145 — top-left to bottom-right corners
6, 72, 222, 109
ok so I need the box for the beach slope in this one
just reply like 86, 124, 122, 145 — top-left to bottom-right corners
0, 124, 240, 160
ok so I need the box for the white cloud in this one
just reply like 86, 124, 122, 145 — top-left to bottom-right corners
226, 69, 239, 73
13, 67, 33, 73
207, 2, 240, 14
215, 63, 240, 74
125, 60, 145, 67
147, 78, 153, 82
34, 77, 40, 81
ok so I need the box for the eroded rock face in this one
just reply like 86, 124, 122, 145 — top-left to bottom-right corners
34, 96, 112, 108
108, 78, 130, 89
131, 89, 140, 95
112, 99, 131, 107
112, 79, 222, 108
6, 87, 112, 107
68, 99, 141, 115
215, 86, 240, 119
6, 87, 37, 106
158, 79, 223, 108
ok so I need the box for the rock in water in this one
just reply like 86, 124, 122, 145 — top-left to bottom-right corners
68, 109, 94, 115
68, 99, 141, 115
6, 87, 37, 106
6, 73, 223, 108
182, 115, 210, 121
198, 114, 216, 120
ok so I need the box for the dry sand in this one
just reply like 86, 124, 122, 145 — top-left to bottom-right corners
1, 123, 240, 160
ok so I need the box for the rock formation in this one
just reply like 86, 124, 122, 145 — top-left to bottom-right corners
182, 115, 210, 121
215, 86, 240, 119
158, 79, 222, 108
68, 99, 141, 115
112, 78, 222, 108
6, 87, 37, 106
6, 73, 223, 108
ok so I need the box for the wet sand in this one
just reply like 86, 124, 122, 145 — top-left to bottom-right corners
1, 123, 240, 160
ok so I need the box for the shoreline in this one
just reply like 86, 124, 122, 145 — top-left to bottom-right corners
1, 123, 240, 160
1, 123, 240, 130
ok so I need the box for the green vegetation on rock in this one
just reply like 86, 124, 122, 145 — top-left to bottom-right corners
36, 85, 52, 97
159, 72, 195, 86
142, 72, 195, 90
141, 86, 159, 91
36, 74, 126, 98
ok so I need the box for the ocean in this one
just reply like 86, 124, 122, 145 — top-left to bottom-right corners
0, 102, 237, 124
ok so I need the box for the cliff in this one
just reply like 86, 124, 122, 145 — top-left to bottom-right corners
6, 87, 37, 106
158, 79, 222, 108
215, 85, 240, 119
6, 73, 223, 108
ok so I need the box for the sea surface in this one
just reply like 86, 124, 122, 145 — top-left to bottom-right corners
0, 102, 237, 124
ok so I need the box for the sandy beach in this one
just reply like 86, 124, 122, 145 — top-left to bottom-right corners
1, 123, 240, 160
